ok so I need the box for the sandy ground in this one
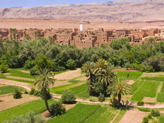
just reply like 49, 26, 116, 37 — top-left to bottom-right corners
127, 80, 135, 85
142, 72, 164, 77
54, 69, 81, 80
119, 108, 148, 123
0, 84, 6, 87
142, 97, 156, 103
0, 79, 31, 91
0, 94, 40, 111
20, 70, 30, 73
6, 76, 34, 81
52, 81, 71, 87
42, 103, 76, 120
115, 68, 139, 72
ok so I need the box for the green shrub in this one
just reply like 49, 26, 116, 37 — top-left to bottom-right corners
34, 90, 41, 97
50, 102, 66, 116
137, 101, 144, 106
30, 67, 39, 76
66, 59, 76, 70
61, 90, 76, 104
151, 109, 160, 117
29, 88, 35, 95
13, 87, 22, 99
24, 60, 35, 69
0, 64, 8, 73
98, 93, 105, 102
142, 117, 149, 123
147, 113, 152, 119
3, 111, 45, 123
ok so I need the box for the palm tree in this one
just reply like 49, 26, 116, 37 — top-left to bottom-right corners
0, 36, 4, 43
147, 37, 156, 55
108, 78, 132, 106
34, 69, 54, 114
34, 31, 39, 39
11, 28, 18, 40
48, 36, 53, 45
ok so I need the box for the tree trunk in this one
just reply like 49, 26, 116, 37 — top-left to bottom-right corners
118, 92, 121, 105
43, 88, 51, 114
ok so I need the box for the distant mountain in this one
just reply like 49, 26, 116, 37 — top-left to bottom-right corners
0, 0, 164, 22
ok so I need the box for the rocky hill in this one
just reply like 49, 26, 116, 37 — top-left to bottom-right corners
0, 0, 164, 22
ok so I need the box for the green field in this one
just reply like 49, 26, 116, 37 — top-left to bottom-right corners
0, 99, 55, 122
159, 116, 164, 123
4, 78, 33, 84
131, 81, 160, 101
69, 83, 90, 98
0, 85, 24, 95
8, 69, 35, 79
47, 104, 125, 123
116, 71, 142, 80
141, 77, 164, 81
50, 83, 81, 94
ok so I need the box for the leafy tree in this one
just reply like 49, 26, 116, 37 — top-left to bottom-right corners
35, 55, 52, 71
66, 59, 76, 70
34, 69, 54, 114
25, 34, 31, 40
0, 64, 8, 73
48, 36, 54, 45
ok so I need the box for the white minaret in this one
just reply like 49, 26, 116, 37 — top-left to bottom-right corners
80, 21, 83, 31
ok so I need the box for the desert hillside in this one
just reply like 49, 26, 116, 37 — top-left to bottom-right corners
0, 0, 164, 22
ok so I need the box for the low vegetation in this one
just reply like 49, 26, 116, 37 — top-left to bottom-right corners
0, 85, 24, 95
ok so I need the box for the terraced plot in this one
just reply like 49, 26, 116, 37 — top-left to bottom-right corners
116, 71, 142, 80
0, 99, 55, 123
47, 104, 125, 123
131, 81, 160, 101
0, 85, 24, 95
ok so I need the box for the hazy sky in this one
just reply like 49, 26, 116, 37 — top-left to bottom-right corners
0, 0, 141, 8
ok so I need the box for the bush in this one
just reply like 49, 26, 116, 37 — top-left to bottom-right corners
13, 87, 22, 99
142, 117, 149, 123
61, 90, 76, 104
24, 60, 35, 69
98, 93, 105, 102
147, 113, 152, 119
50, 102, 66, 116
29, 88, 35, 95
137, 101, 144, 106
66, 59, 76, 70
125, 62, 131, 70
34, 90, 41, 97
0, 64, 8, 73
30, 67, 39, 76
151, 109, 160, 117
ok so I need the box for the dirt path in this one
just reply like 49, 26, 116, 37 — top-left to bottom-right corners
20, 70, 30, 73
119, 108, 148, 123
0, 79, 31, 91
52, 81, 71, 87
115, 68, 139, 72
0, 94, 40, 111
142, 72, 164, 77
128, 80, 135, 85
54, 69, 81, 80
6, 76, 34, 81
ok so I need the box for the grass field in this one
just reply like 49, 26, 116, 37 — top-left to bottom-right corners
0, 85, 24, 95
50, 82, 81, 94
116, 71, 142, 80
131, 80, 144, 92
8, 69, 35, 79
159, 116, 164, 123
4, 78, 33, 84
47, 104, 125, 123
141, 77, 164, 81
0, 99, 55, 122
131, 81, 160, 101
69, 83, 90, 98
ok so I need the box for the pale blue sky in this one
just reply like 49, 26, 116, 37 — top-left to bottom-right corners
0, 0, 140, 8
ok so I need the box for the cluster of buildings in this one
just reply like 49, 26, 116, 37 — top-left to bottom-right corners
0, 23, 164, 49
